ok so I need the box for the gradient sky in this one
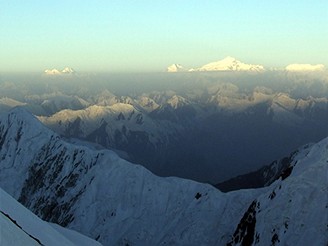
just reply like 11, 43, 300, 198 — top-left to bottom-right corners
0, 0, 327, 72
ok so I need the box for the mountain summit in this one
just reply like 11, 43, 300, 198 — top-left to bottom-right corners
190, 56, 265, 72
44, 67, 76, 75
62, 67, 76, 74
168, 57, 266, 72
167, 64, 185, 72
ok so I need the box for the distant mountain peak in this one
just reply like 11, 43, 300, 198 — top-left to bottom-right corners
221, 56, 237, 62
167, 57, 266, 73
167, 64, 185, 72
191, 56, 265, 72
62, 67, 76, 74
44, 67, 76, 75
44, 68, 61, 75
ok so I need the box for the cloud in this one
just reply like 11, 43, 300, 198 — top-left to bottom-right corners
285, 63, 325, 72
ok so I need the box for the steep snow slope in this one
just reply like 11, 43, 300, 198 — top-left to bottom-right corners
0, 108, 327, 245
0, 188, 101, 246
0, 108, 259, 245
227, 142, 328, 246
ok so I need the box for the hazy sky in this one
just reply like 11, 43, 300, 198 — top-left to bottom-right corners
1, 0, 327, 72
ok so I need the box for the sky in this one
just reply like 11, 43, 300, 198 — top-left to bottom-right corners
0, 0, 327, 72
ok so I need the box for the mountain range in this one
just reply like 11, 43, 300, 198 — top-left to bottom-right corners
44, 58, 326, 75
167, 56, 326, 72
44, 67, 76, 75
1, 70, 328, 184
0, 108, 327, 245
36, 82, 328, 183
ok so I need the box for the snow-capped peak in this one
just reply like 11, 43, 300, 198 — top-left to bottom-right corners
285, 63, 325, 72
44, 67, 76, 75
221, 56, 238, 63
167, 64, 185, 72
191, 56, 265, 72
62, 67, 75, 74
44, 69, 61, 75
167, 95, 189, 109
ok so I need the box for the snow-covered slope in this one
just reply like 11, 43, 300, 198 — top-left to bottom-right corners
269, 93, 303, 125
0, 188, 101, 246
191, 56, 265, 72
227, 142, 328, 245
0, 97, 26, 108
0, 97, 27, 114
0, 108, 257, 245
168, 58, 326, 73
38, 103, 177, 147
0, 108, 327, 245
33, 92, 90, 115
137, 96, 160, 112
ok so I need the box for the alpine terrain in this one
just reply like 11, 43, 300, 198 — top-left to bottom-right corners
1, 59, 328, 184
0, 108, 327, 245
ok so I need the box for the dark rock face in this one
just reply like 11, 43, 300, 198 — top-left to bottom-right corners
271, 233, 280, 245
195, 192, 202, 200
227, 200, 258, 246
280, 165, 294, 180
